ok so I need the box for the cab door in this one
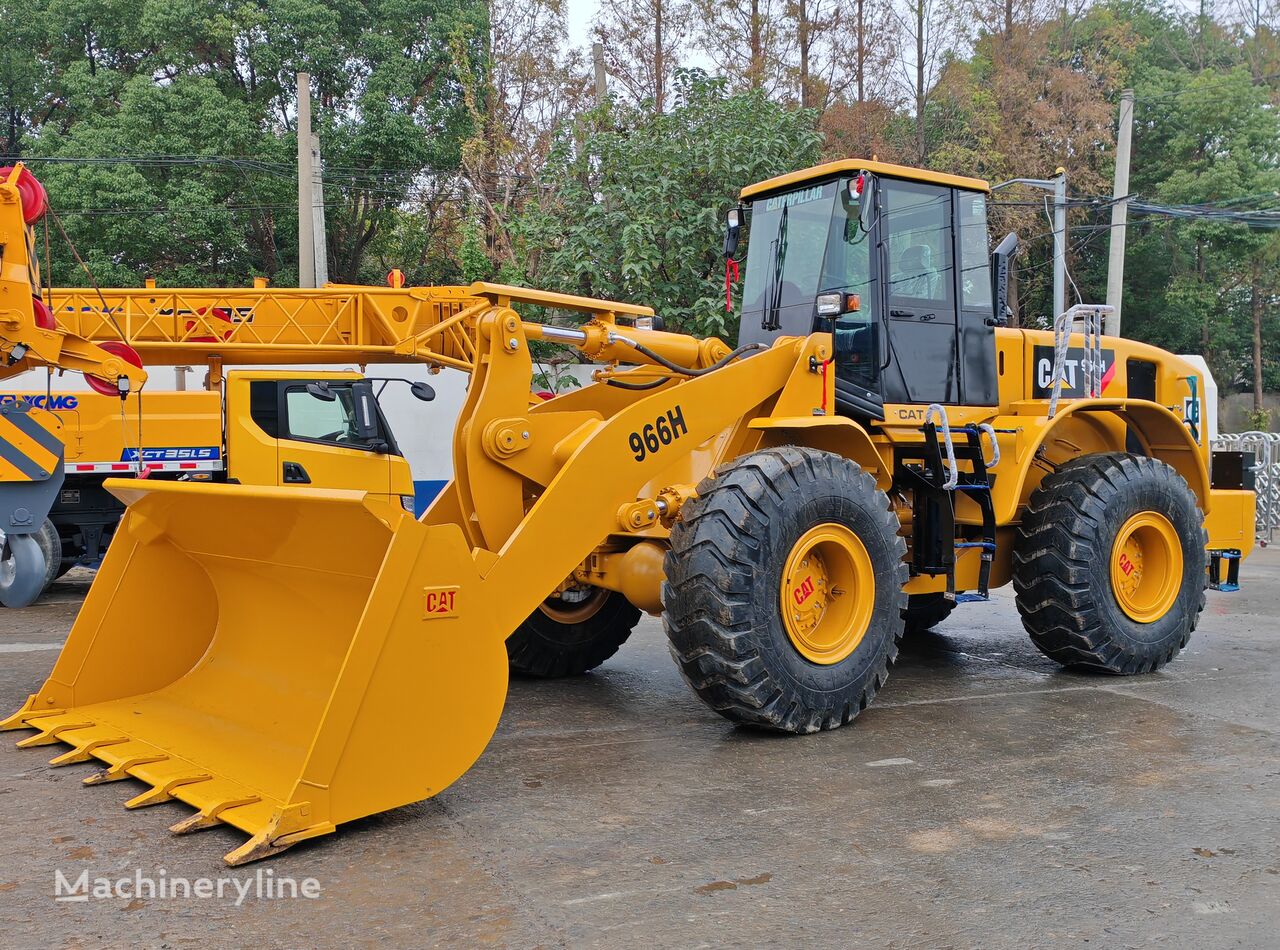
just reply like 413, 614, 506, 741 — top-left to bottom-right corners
237, 378, 402, 499
876, 178, 960, 405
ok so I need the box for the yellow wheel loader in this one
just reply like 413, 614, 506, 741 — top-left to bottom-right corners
3, 160, 1256, 865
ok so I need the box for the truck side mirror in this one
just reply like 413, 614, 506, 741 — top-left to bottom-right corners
723, 207, 743, 258
990, 232, 1019, 327
409, 381, 436, 402
305, 381, 336, 402
350, 379, 383, 444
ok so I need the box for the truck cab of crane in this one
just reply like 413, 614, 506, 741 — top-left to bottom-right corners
730, 160, 1002, 418
225, 370, 416, 511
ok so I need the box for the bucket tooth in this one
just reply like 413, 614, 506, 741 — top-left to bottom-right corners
125, 773, 214, 809
15, 721, 93, 749
222, 804, 333, 867
49, 737, 129, 767
83, 754, 168, 785
169, 796, 262, 835
0, 695, 63, 732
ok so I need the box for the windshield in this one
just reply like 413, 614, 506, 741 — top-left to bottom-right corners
739, 177, 879, 396
740, 182, 838, 331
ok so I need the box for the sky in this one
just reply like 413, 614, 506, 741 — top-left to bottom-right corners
565, 0, 596, 49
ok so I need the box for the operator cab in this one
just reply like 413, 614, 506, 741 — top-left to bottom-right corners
730, 161, 1005, 419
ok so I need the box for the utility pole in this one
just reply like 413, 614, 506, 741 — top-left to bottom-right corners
993, 169, 1070, 322
310, 133, 328, 286
1105, 89, 1135, 337
592, 43, 608, 104
296, 72, 315, 289
1052, 167, 1067, 324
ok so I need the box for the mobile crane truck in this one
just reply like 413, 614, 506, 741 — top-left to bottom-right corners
0, 164, 489, 606
4, 160, 1255, 865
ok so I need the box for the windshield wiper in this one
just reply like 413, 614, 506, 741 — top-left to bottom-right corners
764, 203, 788, 331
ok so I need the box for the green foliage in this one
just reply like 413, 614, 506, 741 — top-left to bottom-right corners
10, 0, 488, 286
1247, 407, 1272, 431
510, 71, 822, 339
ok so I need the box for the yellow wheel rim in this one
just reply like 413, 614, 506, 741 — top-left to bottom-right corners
539, 586, 609, 624
1110, 511, 1183, 623
780, 523, 875, 665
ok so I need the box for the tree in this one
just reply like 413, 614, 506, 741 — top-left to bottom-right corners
689, 0, 794, 96
817, 0, 902, 160
16, 0, 488, 287
894, 0, 957, 163
512, 73, 822, 339
592, 0, 693, 112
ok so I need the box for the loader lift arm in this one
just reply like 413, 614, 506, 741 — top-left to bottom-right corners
0, 286, 837, 865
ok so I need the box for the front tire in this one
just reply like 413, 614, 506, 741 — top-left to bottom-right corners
1013, 453, 1206, 673
902, 593, 954, 635
663, 446, 907, 733
506, 588, 641, 677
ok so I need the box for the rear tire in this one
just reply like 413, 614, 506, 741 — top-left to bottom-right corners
663, 446, 907, 733
506, 588, 641, 677
1013, 453, 1206, 674
35, 519, 61, 592
902, 593, 954, 635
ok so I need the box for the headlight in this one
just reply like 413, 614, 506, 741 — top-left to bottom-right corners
400, 495, 416, 513
816, 293, 843, 316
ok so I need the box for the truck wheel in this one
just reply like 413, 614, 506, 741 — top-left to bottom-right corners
506, 588, 641, 677
903, 593, 954, 635
663, 446, 907, 733
36, 519, 61, 591
0, 532, 48, 608
1013, 453, 1206, 674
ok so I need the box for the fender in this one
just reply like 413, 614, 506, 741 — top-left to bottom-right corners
748, 415, 889, 490
994, 399, 1209, 523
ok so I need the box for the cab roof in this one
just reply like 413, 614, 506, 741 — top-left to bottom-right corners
739, 159, 991, 200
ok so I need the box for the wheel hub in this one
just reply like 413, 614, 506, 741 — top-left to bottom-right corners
1110, 511, 1182, 623
781, 523, 874, 665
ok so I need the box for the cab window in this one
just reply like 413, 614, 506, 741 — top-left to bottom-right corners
283, 385, 364, 446
958, 193, 992, 311
823, 179, 879, 396
882, 181, 954, 310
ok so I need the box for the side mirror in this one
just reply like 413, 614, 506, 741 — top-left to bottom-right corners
409, 381, 436, 402
350, 379, 381, 442
990, 232, 1019, 327
305, 381, 336, 402
857, 173, 874, 233
723, 207, 743, 258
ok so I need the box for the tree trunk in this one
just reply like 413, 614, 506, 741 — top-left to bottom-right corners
655, 0, 665, 112
750, 0, 762, 88
798, 0, 811, 108
915, 2, 926, 162
855, 0, 865, 102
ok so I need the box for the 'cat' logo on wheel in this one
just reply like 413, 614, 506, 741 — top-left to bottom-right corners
423, 586, 460, 619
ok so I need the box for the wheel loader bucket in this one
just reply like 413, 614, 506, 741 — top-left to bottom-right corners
1, 480, 509, 864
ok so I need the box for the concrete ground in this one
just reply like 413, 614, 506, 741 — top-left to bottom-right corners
0, 554, 1277, 950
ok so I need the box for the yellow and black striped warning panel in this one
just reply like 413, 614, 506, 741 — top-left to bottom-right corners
0, 402, 62, 483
